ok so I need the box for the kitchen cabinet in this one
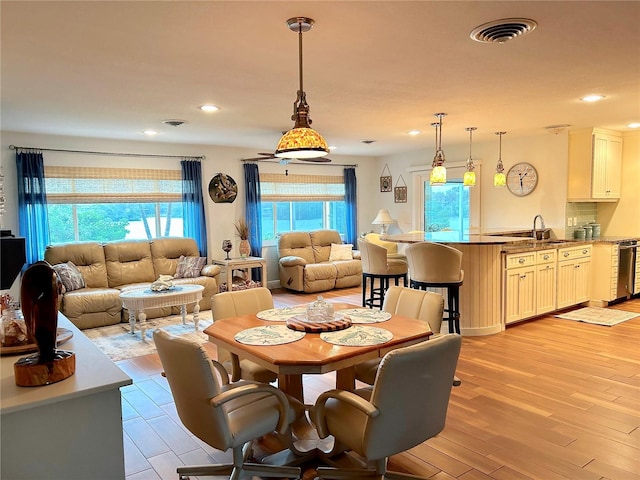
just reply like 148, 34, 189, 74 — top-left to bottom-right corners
504, 250, 554, 324
635, 250, 640, 295
568, 128, 622, 201
536, 249, 557, 315
591, 243, 619, 304
557, 244, 592, 309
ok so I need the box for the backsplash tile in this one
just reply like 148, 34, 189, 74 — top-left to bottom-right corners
566, 202, 598, 238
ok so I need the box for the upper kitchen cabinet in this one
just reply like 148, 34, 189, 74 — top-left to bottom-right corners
568, 128, 622, 201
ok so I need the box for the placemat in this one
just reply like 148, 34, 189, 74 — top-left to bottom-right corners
256, 306, 308, 322
320, 326, 393, 346
234, 325, 305, 345
286, 316, 352, 333
338, 308, 392, 324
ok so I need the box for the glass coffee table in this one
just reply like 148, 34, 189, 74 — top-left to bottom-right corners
119, 284, 204, 340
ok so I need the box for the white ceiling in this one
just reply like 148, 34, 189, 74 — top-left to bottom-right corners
2, 1, 639, 157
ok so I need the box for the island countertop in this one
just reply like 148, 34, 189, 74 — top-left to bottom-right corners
381, 232, 528, 244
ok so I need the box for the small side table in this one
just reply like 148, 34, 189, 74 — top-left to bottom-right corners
212, 256, 267, 291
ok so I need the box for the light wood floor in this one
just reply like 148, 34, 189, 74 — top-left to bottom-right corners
116, 288, 640, 480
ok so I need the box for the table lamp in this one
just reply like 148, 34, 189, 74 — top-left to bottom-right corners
372, 209, 394, 234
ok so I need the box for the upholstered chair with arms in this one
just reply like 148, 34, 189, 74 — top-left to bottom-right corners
363, 233, 406, 260
405, 242, 464, 334
312, 334, 461, 480
358, 239, 408, 310
212, 287, 278, 383
153, 329, 301, 480
354, 285, 444, 385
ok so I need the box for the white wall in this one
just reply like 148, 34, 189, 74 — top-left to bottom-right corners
373, 131, 571, 237
1, 131, 378, 288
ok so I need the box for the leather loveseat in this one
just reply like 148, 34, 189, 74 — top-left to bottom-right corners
44, 237, 221, 329
277, 230, 362, 293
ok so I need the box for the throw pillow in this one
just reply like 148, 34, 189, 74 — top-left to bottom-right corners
52, 261, 86, 293
328, 243, 354, 261
174, 255, 207, 278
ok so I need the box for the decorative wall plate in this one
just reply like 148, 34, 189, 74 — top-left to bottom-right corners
208, 173, 238, 203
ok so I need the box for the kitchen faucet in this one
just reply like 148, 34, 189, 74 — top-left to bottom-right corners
533, 214, 545, 241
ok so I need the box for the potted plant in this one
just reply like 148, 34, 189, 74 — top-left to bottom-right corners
234, 218, 251, 258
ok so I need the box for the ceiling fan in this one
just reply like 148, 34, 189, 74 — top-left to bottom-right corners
243, 152, 332, 163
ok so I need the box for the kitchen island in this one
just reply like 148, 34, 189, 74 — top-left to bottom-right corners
382, 231, 531, 335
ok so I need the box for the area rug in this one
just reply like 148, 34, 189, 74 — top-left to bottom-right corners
555, 307, 639, 326
84, 311, 213, 361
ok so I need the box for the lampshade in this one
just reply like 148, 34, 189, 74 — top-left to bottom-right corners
372, 209, 394, 234
494, 131, 507, 187
464, 127, 477, 187
429, 114, 447, 185
463, 171, 477, 187
275, 127, 329, 159
274, 17, 329, 160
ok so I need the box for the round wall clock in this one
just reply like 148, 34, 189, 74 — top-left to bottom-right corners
506, 162, 538, 196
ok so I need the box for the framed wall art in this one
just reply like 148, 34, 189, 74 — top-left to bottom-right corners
394, 175, 407, 203
380, 164, 392, 192
208, 173, 238, 203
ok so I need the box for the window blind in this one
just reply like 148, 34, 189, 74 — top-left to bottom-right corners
260, 173, 345, 202
44, 166, 181, 204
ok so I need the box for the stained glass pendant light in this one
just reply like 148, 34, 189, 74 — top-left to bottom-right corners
430, 113, 447, 185
463, 127, 477, 187
275, 17, 329, 159
494, 131, 507, 187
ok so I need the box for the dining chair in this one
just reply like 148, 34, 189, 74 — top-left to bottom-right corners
312, 334, 462, 480
153, 329, 302, 480
358, 238, 408, 310
354, 285, 447, 385
405, 241, 464, 334
212, 287, 278, 382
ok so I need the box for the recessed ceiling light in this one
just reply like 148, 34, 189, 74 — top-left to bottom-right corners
199, 104, 220, 112
627, 122, 640, 129
329, 146, 338, 151
580, 94, 605, 103
408, 130, 421, 136
143, 129, 158, 136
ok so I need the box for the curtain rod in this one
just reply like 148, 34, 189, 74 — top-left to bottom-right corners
9, 145, 205, 160
242, 159, 358, 167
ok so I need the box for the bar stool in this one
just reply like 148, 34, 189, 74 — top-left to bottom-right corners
358, 239, 408, 309
405, 242, 464, 334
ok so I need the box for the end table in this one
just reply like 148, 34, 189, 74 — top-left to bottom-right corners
212, 256, 267, 291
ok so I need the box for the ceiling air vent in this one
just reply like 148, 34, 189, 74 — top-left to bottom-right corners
163, 119, 188, 127
470, 18, 537, 44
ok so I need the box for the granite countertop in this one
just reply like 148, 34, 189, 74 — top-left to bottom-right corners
381, 232, 535, 245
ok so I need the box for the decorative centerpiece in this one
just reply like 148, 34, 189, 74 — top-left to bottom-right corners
234, 218, 251, 258
150, 275, 174, 292
286, 296, 351, 332
306, 296, 335, 322
14, 261, 75, 387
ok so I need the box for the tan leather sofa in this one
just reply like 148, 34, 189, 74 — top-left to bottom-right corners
277, 230, 362, 293
44, 237, 221, 329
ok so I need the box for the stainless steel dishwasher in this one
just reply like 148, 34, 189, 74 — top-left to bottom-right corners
617, 240, 638, 299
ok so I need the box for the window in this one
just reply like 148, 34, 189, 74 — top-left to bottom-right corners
45, 166, 183, 244
259, 173, 346, 241
424, 181, 469, 235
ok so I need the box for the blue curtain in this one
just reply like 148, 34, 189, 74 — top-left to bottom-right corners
16, 150, 50, 265
181, 159, 208, 258
344, 167, 357, 245
243, 163, 263, 281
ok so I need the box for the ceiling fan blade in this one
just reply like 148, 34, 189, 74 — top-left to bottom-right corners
300, 157, 332, 163
257, 152, 276, 158
243, 156, 273, 161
